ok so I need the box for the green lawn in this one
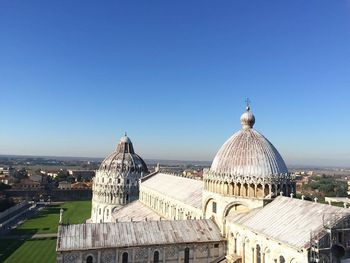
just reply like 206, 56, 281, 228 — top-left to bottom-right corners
13, 200, 91, 235
0, 238, 57, 263
0, 200, 92, 262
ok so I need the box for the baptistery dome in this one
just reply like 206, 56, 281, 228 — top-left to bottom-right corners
211, 105, 288, 178
91, 134, 148, 223
99, 135, 148, 175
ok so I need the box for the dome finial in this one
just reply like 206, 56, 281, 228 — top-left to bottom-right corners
240, 99, 255, 129
124, 131, 127, 136
245, 98, 251, 111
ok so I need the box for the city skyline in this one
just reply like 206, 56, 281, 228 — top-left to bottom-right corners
1, 1, 350, 166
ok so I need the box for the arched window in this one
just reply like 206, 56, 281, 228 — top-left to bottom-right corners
256, 245, 261, 263
184, 247, 190, 263
153, 251, 159, 263
86, 255, 93, 263
122, 252, 128, 263
279, 256, 285, 263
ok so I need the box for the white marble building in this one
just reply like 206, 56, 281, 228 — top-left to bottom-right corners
90, 135, 148, 223
57, 106, 350, 263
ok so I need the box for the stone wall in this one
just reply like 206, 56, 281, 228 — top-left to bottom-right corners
4, 189, 92, 201
57, 241, 226, 263
225, 221, 308, 263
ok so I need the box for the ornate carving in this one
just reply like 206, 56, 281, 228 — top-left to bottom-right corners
135, 248, 148, 260
166, 246, 177, 257
101, 250, 115, 263
64, 253, 79, 263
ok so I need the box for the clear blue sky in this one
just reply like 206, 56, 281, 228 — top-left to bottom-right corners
0, 1, 350, 166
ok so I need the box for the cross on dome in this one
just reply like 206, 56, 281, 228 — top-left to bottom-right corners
240, 100, 255, 129
245, 98, 251, 111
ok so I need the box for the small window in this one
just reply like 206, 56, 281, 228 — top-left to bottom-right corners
154, 251, 160, 263
212, 202, 217, 213
338, 232, 343, 243
184, 247, 190, 263
127, 179, 130, 184
122, 252, 128, 263
214, 243, 219, 248
86, 255, 93, 263
279, 256, 285, 263
118, 178, 121, 184
99, 208, 101, 215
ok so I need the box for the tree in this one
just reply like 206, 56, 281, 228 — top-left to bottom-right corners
13, 168, 28, 183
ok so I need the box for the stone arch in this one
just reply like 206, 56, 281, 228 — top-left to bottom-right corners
236, 182, 241, 196
271, 184, 277, 196
264, 184, 270, 197
234, 232, 241, 255
153, 249, 160, 263
256, 184, 264, 198
224, 182, 229, 195
282, 184, 287, 196
220, 181, 225, 194
203, 197, 217, 218
223, 201, 249, 218
229, 182, 235, 195
243, 183, 248, 196
256, 244, 262, 263
331, 244, 346, 261
243, 237, 250, 261
85, 254, 95, 263
122, 251, 129, 263
249, 183, 255, 197
263, 247, 271, 263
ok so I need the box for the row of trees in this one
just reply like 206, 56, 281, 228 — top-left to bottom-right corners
302, 175, 348, 197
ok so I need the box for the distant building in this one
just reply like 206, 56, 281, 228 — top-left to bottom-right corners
68, 170, 95, 181
58, 181, 71, 190
71, 182, 92, 189
47, 172, 58, 178
0, 167, 15, 178
0, 167, 15, 185
12, 178, 42, 189
28, 173, 43, 183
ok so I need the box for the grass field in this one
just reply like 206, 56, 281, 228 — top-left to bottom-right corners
0, 238, 57, 263
13, 200, 91, 235
0, 200, 91, 262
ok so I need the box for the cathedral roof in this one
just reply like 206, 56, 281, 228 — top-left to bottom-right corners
112, 200, 164, 222
210, 106, 288, 178
141, 172, 203, 209
57, 219, 223, 251
98, 134, 148, 175
226, 196, 350, 249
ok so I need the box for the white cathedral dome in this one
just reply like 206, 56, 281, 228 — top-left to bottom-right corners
210, 106, 288, 178
99, 135, 148, 175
